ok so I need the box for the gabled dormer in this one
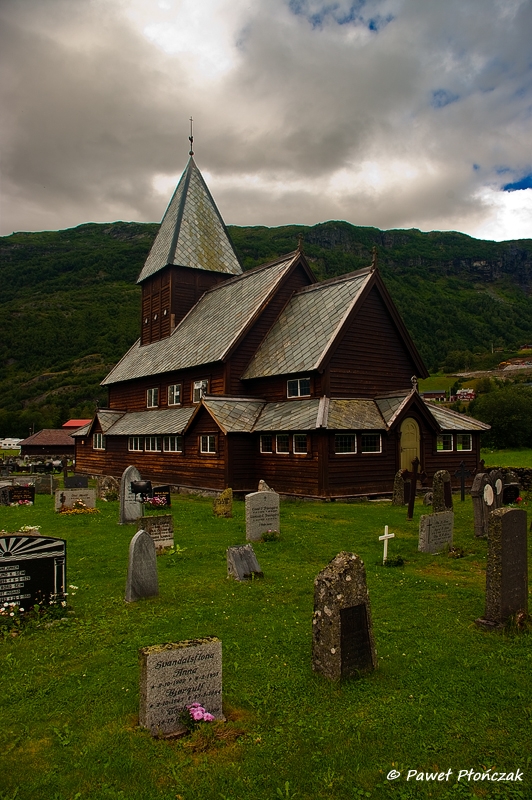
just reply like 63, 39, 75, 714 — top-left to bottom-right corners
138, 155, 242, 345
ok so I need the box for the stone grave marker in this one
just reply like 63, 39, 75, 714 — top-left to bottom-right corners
0, 484, 35, 506
471, 472, 491, 538
137, 515, 174, 551
257, 479, 274, 492
120, 465, 143, 524
476, 508, 528, 628
152, 485, 172, 508
245, 490, 280, 541
227, 544, 263, 581
432, 470, 453, 513
0, 534, 66, 608
418, 510, 454, 553
125, 529, 159, 602
139, 637, 223, 737
64, 475, 89, 489
98, 475, 120, 500
392, 469, 409, 506
14, 474, 58, 495
488, 470, 504, 509
502, 483, 521, 505
213, 487, 233, 518
312, 552, 377, 681
54, 488, 96, 511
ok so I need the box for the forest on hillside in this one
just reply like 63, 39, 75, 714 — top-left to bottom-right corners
0, 220, 531, 438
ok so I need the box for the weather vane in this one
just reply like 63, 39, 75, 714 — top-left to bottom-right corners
189, 116, 194, 156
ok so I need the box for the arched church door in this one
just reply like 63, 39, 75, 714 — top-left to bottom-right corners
400, 417, 420, 471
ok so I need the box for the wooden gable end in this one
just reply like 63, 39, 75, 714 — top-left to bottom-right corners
324, 277, 428, 398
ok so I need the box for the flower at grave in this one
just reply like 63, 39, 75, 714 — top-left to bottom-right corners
19, 525, 41, 532
145, 496, 167, 507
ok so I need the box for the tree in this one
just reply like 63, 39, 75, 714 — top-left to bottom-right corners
469, 386, 532, 448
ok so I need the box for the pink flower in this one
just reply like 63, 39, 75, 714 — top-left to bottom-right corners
203, 713, 214, 721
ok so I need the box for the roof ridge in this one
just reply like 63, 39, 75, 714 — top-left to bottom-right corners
201, 251, 299, 294
295, 266, 371, 294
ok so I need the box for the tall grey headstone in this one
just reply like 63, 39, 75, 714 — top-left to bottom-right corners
432, 470, 453, 513
418, 511, 454, 553
227, 544, 263, 581
120, 465, 143, 524
139, 638, 223, 736
125, 529, 159, 602
476, 508, 528, 628
392, 470, 408, 506
312, 552, 377, 681
245, 490, 280, 541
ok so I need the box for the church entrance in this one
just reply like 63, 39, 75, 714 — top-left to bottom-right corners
400, 417, 420, 471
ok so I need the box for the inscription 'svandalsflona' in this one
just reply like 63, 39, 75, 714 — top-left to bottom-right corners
155, 652, 215, 669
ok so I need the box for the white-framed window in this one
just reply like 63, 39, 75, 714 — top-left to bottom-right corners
361, 433, 382, 453
335, 434, 357, 454
147, 387, 159, 408
287, 377, 311, 398
163, 435, 183, 452
193, 379, 209, 403
260, 434, 273, 453
128, 436, 143, 451
437, 434, 453, 452
293, 433, 308, 454
168, 384, 182, 406
276, 434, 290, 454
144, 436, 162, 452
456, 433, 472, 451
200, 434, 216, 453
93, 433, 105, 450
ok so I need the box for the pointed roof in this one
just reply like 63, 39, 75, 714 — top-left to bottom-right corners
137, 156, 241, 283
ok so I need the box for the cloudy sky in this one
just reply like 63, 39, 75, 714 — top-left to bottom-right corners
1, 0, 531, 241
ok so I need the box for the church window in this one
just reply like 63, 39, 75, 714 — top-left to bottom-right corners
168, 384, 182, 406
93, 433, 105, 450
200, 435, 216, 453
128, 437, 143, 451
163, 436, 183, 452
276, 434, 290, 453
287, 378, 310, 398
361, 433, 382, 453
147, 388, 159, 408
335, 434, 357, 453
260, 435, 273, 453
437, 434, 453, 451
193, 379, 209, 403
293, 434, 308, 454
145, 437, 162, 451
456, 434, 472, 451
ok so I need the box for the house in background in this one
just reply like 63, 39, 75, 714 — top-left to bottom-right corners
74, 152, 489, 498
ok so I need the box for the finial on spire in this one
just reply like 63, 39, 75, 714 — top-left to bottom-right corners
297, 233, 304, 253
189, 116, 194, 156
371, 245, 378, 271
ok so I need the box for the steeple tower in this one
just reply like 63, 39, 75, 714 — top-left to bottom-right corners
138, 140, 242, 345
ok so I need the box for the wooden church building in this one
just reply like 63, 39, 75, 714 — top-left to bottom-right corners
74, 151, 489, 498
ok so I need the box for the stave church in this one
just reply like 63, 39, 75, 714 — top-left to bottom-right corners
74, 146, 489, 498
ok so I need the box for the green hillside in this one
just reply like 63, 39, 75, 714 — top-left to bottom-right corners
1, 220, 531, 437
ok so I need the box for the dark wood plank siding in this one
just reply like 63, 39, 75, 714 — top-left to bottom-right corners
327, 287, 420, 397
228, 263, 313, 396
422, 432, 482, 488
327, 432, 396, 496
226, 435, 257, 491
242, 373, 322, 402
170, 266, 229, 329
107, 365, 225, 411
252, 432, 319, 496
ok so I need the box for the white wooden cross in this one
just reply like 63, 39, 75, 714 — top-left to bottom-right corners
379, 525, 395, 565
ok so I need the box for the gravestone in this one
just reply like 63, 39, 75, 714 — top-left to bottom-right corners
476, 508, 528, 628
227, 544, 263, 581
125, 529, 159, 602
137, 515, 174, 551
245, 490, 280, 541
502, 484, 521, 505
120, 465, 143, 524
432, 470, 453, 513
152, 485, 172, 508
0, 484, 36, 506
54, 488, 96, 511
14, 475, 58, 495
213, 488, 233, 518
471, 472, 491, 538
257, 479, 274, 492
418, 511, 454, 553
98, 474, 120, 500
312, 552, 377, 681
139, 637, 223, 737
423, 491, 433, 506
488, 470, 504, 509
0, 535, 66, 608
392, 470, 409, 506
64, 475, 89, 489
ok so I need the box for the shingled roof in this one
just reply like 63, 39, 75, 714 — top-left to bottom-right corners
102, 253, 301, 385
137, 157, 241, 283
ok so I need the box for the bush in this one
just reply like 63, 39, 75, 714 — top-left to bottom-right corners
470, 386, 532, 448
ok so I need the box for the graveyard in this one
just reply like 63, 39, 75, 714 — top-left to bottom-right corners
0, 484, 530, 800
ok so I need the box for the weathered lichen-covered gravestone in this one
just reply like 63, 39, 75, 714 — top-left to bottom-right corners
245, 490, 280, 541
257, 479, 274, 492
312, 552, 377, 681
476, 508, 528, 629
418, 511, 454, 553
54, 488, 96, 511
98, 474, 120, 500
471, 472, 491, 538
392, 470, 409, 506
120, 465, 143, 524
125, 529, 159, 602
432, 470, 453, 513
213, 488, 233, 518
137, 515, 174, 551
139, 638, 223, 737
227, 544, 263, 581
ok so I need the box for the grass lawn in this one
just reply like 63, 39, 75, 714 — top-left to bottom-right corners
0, 492, 530, 800
480, 449, 532, 468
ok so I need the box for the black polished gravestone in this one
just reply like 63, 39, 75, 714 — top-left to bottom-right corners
0, 535, 66, 607
152, 485, 172, 508
64, 475, 89, 489
0, 484, 36, 506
